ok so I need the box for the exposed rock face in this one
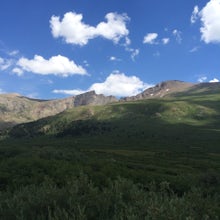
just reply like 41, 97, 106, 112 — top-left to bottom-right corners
121, 80, 194, 101
74, 91, 117, 107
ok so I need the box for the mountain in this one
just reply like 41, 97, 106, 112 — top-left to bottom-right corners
8, 81, 220, 138
0, 91, 117, 130
0, 93, 74, 130
2, 81, 220, 219
1, 80, 220, 131
121, 80, 194, 101
73, 90, 117, 107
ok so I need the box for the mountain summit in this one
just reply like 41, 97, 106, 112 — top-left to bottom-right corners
122, 80, 194, 101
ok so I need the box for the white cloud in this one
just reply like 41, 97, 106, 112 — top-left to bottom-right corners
162, 38, 170, 45
96, 13, 130, 43
8, 50, 19, 56
173, 29, 182, 43
126, 48, 139, 61
109, 56, 121, 61
50, 12, 129, 46
53, 89, 86, 96
124, 46, 139, 61
198, 0, 220, 43
189, 46, 200, 53
125, 37, 131, 46
110, 56, 116, 61
131, 49, 140, 61
143, 34, 170, 45
209, 78, 219, 82
12, 67, 23, 76
16, 55, 87, 77
143, 33, 158, 44
0, 57, 12, 70
83, 60, 89, 67
53, 71, 153, 97
191, 5, 199, 24
198, 76, 207, 82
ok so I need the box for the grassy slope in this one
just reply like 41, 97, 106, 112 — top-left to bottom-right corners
5, 91, 220, 186
0, 88, 220, 218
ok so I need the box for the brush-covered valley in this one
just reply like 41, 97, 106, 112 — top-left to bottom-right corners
0, 81, 220, 219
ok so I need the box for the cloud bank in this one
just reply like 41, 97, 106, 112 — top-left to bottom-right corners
50, 12, 130, 46
53, 71, 153, 97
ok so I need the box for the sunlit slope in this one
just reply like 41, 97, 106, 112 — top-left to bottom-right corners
9, 87, 220, 151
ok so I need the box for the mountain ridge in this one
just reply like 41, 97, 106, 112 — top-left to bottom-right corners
121, 80, 195, 101
0, 80, 219, 130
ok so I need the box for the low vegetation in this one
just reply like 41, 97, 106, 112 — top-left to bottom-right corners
0, 87, 220, 219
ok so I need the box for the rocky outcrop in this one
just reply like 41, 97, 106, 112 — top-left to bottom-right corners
74, 91, 117, 107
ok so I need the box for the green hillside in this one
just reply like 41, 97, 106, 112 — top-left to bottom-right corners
0, 85, 220, 219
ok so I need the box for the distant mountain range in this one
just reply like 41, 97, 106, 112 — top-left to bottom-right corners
0, 80, 219, 130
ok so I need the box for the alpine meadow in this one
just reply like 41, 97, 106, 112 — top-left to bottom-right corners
1, 0, 220, 219
0, 81, 220, 219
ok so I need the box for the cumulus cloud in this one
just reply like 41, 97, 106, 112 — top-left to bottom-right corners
15, 55, 87, 77
53, 71, 153, 97
89, 72, 151, 96
209, 78, 219, 82
172, 29, 182, 43
192, 0, 220, 43
191, 5, 199, 24
50, 12, 129, 46
200, 0, 220, 43
0, 57, 12, 70
143, 33, 158, 44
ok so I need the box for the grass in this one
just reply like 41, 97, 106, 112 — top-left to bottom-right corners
0, 91, 220, 218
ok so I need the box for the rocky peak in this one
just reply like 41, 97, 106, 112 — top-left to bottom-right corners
121, 80, 194, 101
74, 91, 117, 107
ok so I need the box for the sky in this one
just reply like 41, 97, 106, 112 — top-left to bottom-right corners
0, 0, 220, 99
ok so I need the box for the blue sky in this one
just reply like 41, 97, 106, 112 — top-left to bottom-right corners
0, 0, 220, 99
